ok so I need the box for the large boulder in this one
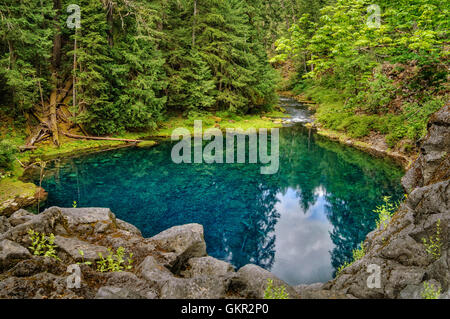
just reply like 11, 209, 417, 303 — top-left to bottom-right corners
54, 235, 109, 263
136, 255, 174, 286
181, 256, 235, 278
149, 224, 207, 273
228, 264, 299, 299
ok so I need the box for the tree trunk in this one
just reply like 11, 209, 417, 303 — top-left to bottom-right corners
192, 0, 197, 47
49, 73, 60, 147
52, 0, 62, 69
73, 29, 77, 118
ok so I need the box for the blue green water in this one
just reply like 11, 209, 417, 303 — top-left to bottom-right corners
35, 124, 404, 285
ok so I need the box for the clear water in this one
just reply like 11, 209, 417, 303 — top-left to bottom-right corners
33, 103, 404, 285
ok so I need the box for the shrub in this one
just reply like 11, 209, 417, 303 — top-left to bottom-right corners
263, 279, 289, 299
373, 196, 397, 230
422, 219, 443, 260
336, 242, 366, 276
421, 281, 441, 299
0, 139, 17, 169
96, 247, 134, 272
28, 229, 60, 260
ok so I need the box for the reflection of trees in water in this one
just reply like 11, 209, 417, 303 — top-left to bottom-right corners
278, 126, 404, 274
37, 125, 403, 275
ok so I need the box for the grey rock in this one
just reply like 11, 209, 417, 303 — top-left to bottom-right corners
9, 256, 66, 277
0, 207, 64, 244
54, 235, 109, 262
95, 286, 143, 299
150, 223, 207, 273
58, 207, 116, 236
181, 256, 234, 278
136, 255, 174, 286
116, 219, 142, 237
0, 216, 10, 234
8, 209, 34, 227
0, 239, 31, 271
160, 276, 230, 299
228, 264, 298, 299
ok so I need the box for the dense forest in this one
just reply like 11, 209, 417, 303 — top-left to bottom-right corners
0, 0, 448, 169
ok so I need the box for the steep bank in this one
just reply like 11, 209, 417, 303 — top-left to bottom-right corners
280, 91, 414, 169
297, 104, 449, 299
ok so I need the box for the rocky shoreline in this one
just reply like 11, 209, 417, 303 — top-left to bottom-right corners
297, 104, 449, 299
0, 206, 302, 299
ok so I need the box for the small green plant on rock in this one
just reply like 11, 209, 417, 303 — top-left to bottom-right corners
72, 201, 77, 208
77, 249, 92, 266
373, 196, 397, 230
28, 229, 60, 260
422, 219, 442, 260
421, 281, 441, 299
96, 246, 133, 272
336, 242, 366, 276
264, 279, 289, 299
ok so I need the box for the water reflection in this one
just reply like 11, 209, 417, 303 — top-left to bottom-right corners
33, 124, 404, 285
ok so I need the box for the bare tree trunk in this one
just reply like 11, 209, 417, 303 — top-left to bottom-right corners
73, 29, 77, 120
192, 0, 197, 47
52, 0, 62, 69
49, 74, 60, 147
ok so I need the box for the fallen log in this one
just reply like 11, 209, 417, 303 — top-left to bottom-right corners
62, 132, 144, 143
19, 145, 38, 151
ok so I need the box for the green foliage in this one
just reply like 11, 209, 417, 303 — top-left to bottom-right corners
72, 201, 77, 208
336, 241, 366, 276
274, 0, 448, 147
263, 278, 289, 299
27, 229, 60, 260
96, 246, 133, 272
77, 249, 92, 266
373, 196, 397, 230
0, 0, 54, 115
421, 281, 441, 299
0, 139, 17, 169
422, 219, 443, 260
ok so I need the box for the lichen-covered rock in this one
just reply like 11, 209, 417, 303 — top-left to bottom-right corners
54, 235, 109, 262
228, 264, 299, 299
149, 223, 207, 273
0, 216, 11, 234
0, 239, 31, 271
8, 209, 35, 227
136, 255, 174, 286
181, 256, 235, 278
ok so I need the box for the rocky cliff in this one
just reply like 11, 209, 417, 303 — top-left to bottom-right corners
297, 104, 449, 299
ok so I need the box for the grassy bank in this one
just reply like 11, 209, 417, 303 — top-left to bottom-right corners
284, 80, 446, 168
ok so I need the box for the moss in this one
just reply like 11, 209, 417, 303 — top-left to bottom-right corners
136, 140, 157, 148
0, 177, 38, 203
